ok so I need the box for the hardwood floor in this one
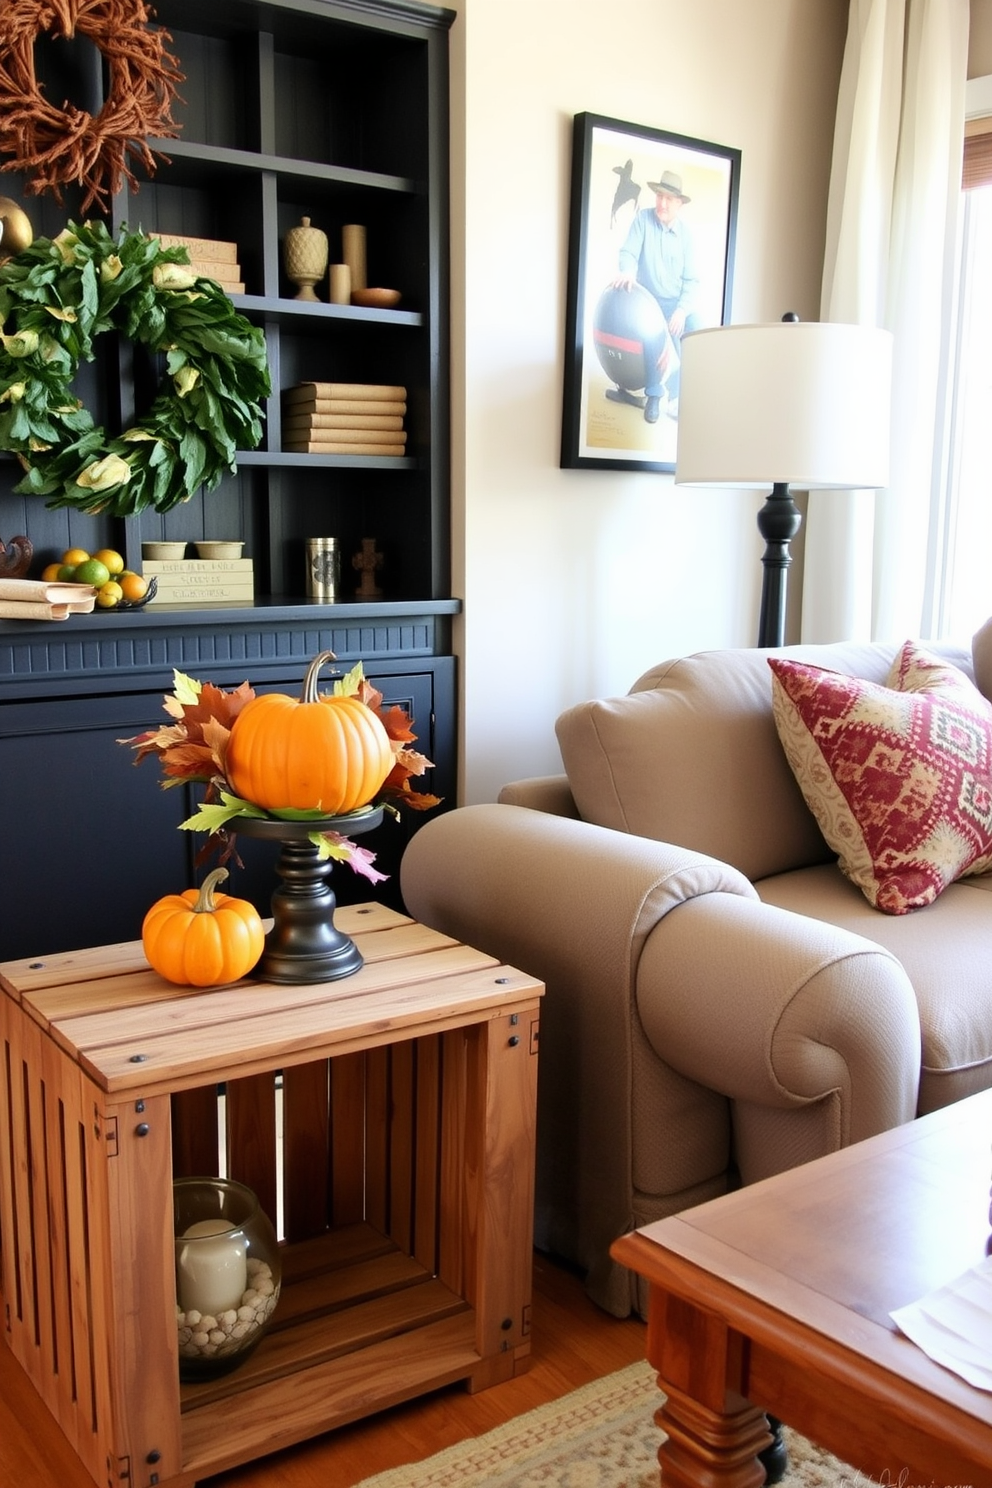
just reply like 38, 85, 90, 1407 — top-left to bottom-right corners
0, 1252, 647, 1488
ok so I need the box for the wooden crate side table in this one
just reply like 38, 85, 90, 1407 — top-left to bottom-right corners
0, 905, 543, 1488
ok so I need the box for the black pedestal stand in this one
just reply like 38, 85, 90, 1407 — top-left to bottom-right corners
756, 481, 802, 649
234, 808, 383, 984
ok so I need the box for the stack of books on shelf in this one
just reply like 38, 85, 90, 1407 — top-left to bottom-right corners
281, 382, 408, 455
140, 557, 255, 605
0, 576, 96, 621
152, 232, 245, 295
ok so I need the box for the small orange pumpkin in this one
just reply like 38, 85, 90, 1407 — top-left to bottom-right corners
224, 649, 393, 815
142, 868, 265, 987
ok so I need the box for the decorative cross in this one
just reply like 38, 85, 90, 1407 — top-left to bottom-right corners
352, 537, 383, 599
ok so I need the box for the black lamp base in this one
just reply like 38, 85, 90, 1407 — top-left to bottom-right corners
756, 482, 802, 648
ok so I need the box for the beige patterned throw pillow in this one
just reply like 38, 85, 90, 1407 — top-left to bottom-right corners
768, 643, 992, 914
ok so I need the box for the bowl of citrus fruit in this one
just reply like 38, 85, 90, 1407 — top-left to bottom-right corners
42, 548, 157, 611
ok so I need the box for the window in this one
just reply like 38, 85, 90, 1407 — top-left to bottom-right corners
932, 78, 992, 641
938, 184, 992, 640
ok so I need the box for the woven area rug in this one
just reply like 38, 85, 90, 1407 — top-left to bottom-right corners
354, 1360, 864, 1487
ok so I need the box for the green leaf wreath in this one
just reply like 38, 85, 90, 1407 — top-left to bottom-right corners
0, 219, 270, 516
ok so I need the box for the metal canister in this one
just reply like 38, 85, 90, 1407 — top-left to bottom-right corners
305, 537, 340, 600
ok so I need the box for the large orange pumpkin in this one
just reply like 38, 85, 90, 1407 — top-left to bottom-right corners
142, 868, 265, 987
225, 649, 393, 815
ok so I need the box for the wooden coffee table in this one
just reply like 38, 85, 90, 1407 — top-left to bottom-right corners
612, 1088, 992, 1488
0, 904, 543, 1488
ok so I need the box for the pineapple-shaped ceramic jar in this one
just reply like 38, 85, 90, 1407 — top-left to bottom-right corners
283, 217, 328, 301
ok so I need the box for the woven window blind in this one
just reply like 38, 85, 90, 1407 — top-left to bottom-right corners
963, 116, 992, 190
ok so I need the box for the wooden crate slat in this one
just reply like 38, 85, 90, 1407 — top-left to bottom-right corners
388, 1041, 415, 1255
74, 967, 541, 1094
471, 1012, 540, 1364
62, 1058, 112, 1484
277, 1222, 393, 1284
0, 905, 411, 1004
14, 921, 462, 1030
41, 1036, 80, 1451
0, 942, 152, 999
0, 993, 16, 1329
4, 1004, 41, 1387
326, 904, 412, 938
282, 1059, 330, 1241
179, 1312, 479, 1479
171, 1086, 221, 1178
365, 1048, 389, 1234
181, 1275, 469, 1405
329, 1051, 365, 1226
104, 1090, 183, 1482
26, 1025, 58, 1424
413, 1034, 442, 1276
438, 1026, 468, 1298
49, 942, 498, 1053
226, 1072, 278, 1226
254, 1247, 430, 1332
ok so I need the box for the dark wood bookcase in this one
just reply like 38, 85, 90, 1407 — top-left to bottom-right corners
0, 0, 457, 960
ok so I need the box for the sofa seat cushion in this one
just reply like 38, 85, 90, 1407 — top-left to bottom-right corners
756, 862, 992, 1113
768, 649, 992, 914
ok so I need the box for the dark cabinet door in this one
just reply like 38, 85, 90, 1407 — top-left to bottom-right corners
1, 662, 450, 961
1, 692, 198, 960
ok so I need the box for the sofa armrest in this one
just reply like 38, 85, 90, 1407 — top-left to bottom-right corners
498, 774, 579, 817
400, 803, 756, 1314
635, 892, 921, 1181
401, 804, 924, 1316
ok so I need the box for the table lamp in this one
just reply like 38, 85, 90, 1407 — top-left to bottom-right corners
674, 315, 893, 647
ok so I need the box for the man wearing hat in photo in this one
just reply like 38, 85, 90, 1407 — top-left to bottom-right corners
613, 168, 701, 423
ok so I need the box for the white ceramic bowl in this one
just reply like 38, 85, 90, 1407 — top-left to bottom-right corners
195, 541, 245, 560
142, 541, 187, 560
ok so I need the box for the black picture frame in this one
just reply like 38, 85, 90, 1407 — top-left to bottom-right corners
561, 112, 741, 473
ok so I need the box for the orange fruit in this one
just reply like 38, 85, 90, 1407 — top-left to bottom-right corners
96, 581, 124, 609
72, 558, 111, 588
118, 571, 149, 603
41, 562, 63, 582
92, 548, 125, 576
61, 547, 90, 567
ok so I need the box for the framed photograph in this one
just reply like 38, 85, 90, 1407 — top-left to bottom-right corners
561, 112, 741, 473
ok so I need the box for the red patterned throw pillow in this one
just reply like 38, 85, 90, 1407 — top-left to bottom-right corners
768, 643, 992, 914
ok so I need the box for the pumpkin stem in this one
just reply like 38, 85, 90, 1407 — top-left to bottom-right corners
301, 649, 338, 703
193, 867, 229, 913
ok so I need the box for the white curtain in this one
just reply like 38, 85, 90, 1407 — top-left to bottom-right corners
800, 0, 969, 643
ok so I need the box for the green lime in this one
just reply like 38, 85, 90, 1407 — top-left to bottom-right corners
72, 558, 111, 588
56, 563, 77, 581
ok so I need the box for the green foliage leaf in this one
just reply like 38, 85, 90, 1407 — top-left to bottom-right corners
0, 220, 270, 515
179, 790, 268, 834
332, 662, 366, 696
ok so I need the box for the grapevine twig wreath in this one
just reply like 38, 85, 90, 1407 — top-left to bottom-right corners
0, 0, 183, 214
0, 219, 271, 516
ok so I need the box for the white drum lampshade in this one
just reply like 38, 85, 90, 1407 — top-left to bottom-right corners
675, 318, 893, 645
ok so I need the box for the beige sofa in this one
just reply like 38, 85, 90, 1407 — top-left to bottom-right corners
399, 627, 992, 1317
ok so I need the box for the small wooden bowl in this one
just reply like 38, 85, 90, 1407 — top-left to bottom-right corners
351, 287, 401, 309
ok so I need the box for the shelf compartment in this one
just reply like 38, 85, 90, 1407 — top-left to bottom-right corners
149, 137, 418, 196
243, 296, 422, 327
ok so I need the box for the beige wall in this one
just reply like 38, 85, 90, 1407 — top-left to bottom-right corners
448, 0, 848, 801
